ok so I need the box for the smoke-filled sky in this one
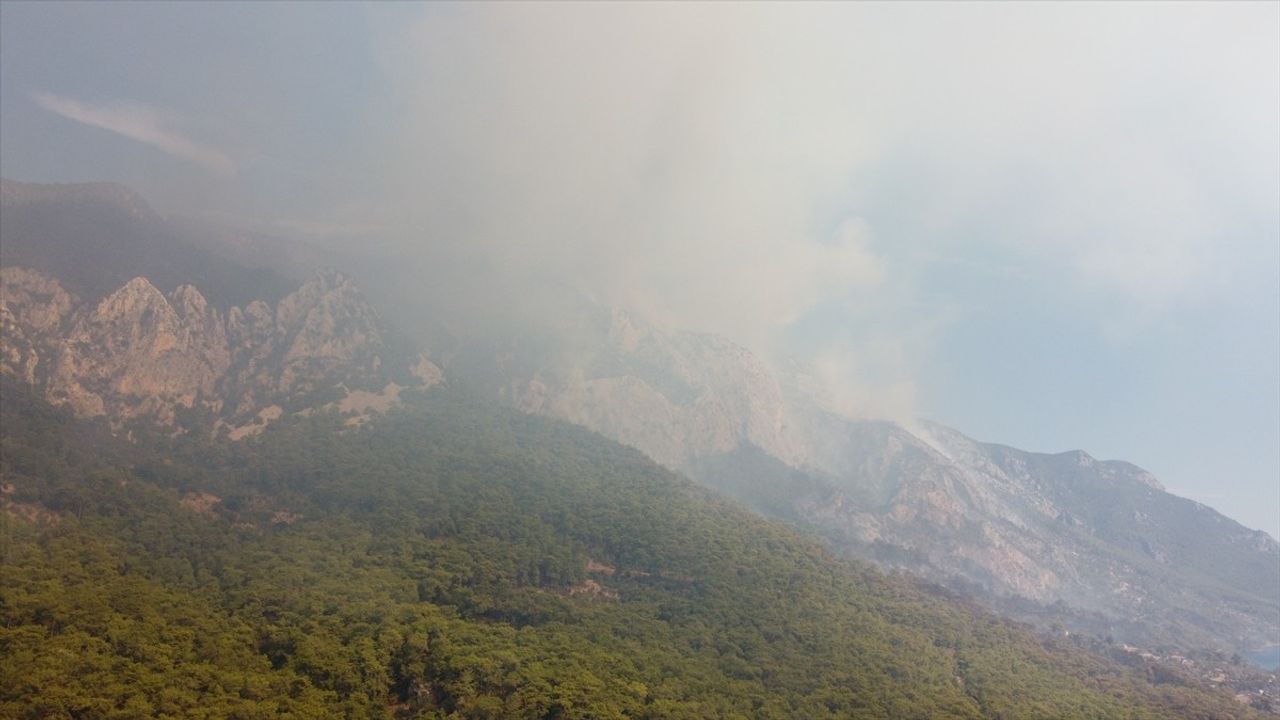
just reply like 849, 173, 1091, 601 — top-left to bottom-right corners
2, 2, 1277, 537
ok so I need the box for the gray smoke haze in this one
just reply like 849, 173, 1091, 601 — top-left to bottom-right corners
342, 2, 1276, 422
371, 5, 887, 354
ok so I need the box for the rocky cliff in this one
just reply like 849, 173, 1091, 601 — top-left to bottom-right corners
785, 417, 1280, 650
495, 308, 807, 471
0, 178, 293, 310
0, 266, 439, 432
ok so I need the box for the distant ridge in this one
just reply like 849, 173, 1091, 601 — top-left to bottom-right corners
0, 178, 160, 227
0, 179, 291, 309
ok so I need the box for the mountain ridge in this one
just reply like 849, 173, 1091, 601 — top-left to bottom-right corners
2, 178, 1275, 660
442, 293, 1279, 654
0, 265, 439, 432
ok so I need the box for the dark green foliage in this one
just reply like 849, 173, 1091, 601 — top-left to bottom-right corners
0, 383, 1261, 718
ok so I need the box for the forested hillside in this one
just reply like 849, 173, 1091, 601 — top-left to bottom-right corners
4, 180, 1274, 661
0, 379, 1262, 718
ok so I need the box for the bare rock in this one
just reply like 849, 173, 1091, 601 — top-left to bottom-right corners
1, 266, 427, 433
0, 268, 77, 384
47, 277, 228, 422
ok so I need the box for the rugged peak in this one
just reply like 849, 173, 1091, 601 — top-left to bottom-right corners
493, 311, 805, 472
0, 267, 77, 333
1127, 467, 1164, 491
303, 269, 355, 292
607, 306, 648, 353
168, 284, 223, 333
118, 275, 163, 295
1, 267, 424, 431
1095, 459, 1165, 491
39, 275, 228, 421
0, 268, 77, 386
274, 269, 383, 365
95, 277, 174, 329
277, 270, 368, 330
170, 284, 209, 312
1062, 449, 1096, 467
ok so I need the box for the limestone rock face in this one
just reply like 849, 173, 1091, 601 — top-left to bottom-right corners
225, 300, 277, 415
0, 305, 38, 385
0, 267, 428, 431
501, 307, 806, 472
1, 267, 78, 386
45, 278, 230, 422
273, 272, 385, 395
0, 266, 76, 333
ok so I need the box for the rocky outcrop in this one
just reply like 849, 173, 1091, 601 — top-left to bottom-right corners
1, 267, 78, 386
273, 271, 385, 395
46, 278, 229, 422
0, 266, 440, 431
220, 271, 393, 416
497, 308, 807, 471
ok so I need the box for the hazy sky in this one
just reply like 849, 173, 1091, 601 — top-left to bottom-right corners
2, 2, 1277, 537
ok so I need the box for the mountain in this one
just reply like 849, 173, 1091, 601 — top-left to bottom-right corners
2, 375, 1269, 718
441, 302, 1280, 655
2, 179, 1276, 708
1, 265, 440, 433
445, 305, 806, 472
0, 180, 441, 432
3, 180, 1274, 655
697, 419, 1279, 651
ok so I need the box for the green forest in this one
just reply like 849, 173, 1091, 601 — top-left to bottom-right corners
0, 380, 1261, 719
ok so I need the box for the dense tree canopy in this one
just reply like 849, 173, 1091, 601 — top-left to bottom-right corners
0, 381, 1261, 718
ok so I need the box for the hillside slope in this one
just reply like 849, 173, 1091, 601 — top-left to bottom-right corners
3, 178, 1274, 662
447, 301, 1279, 654
0, 380, 1267, 718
